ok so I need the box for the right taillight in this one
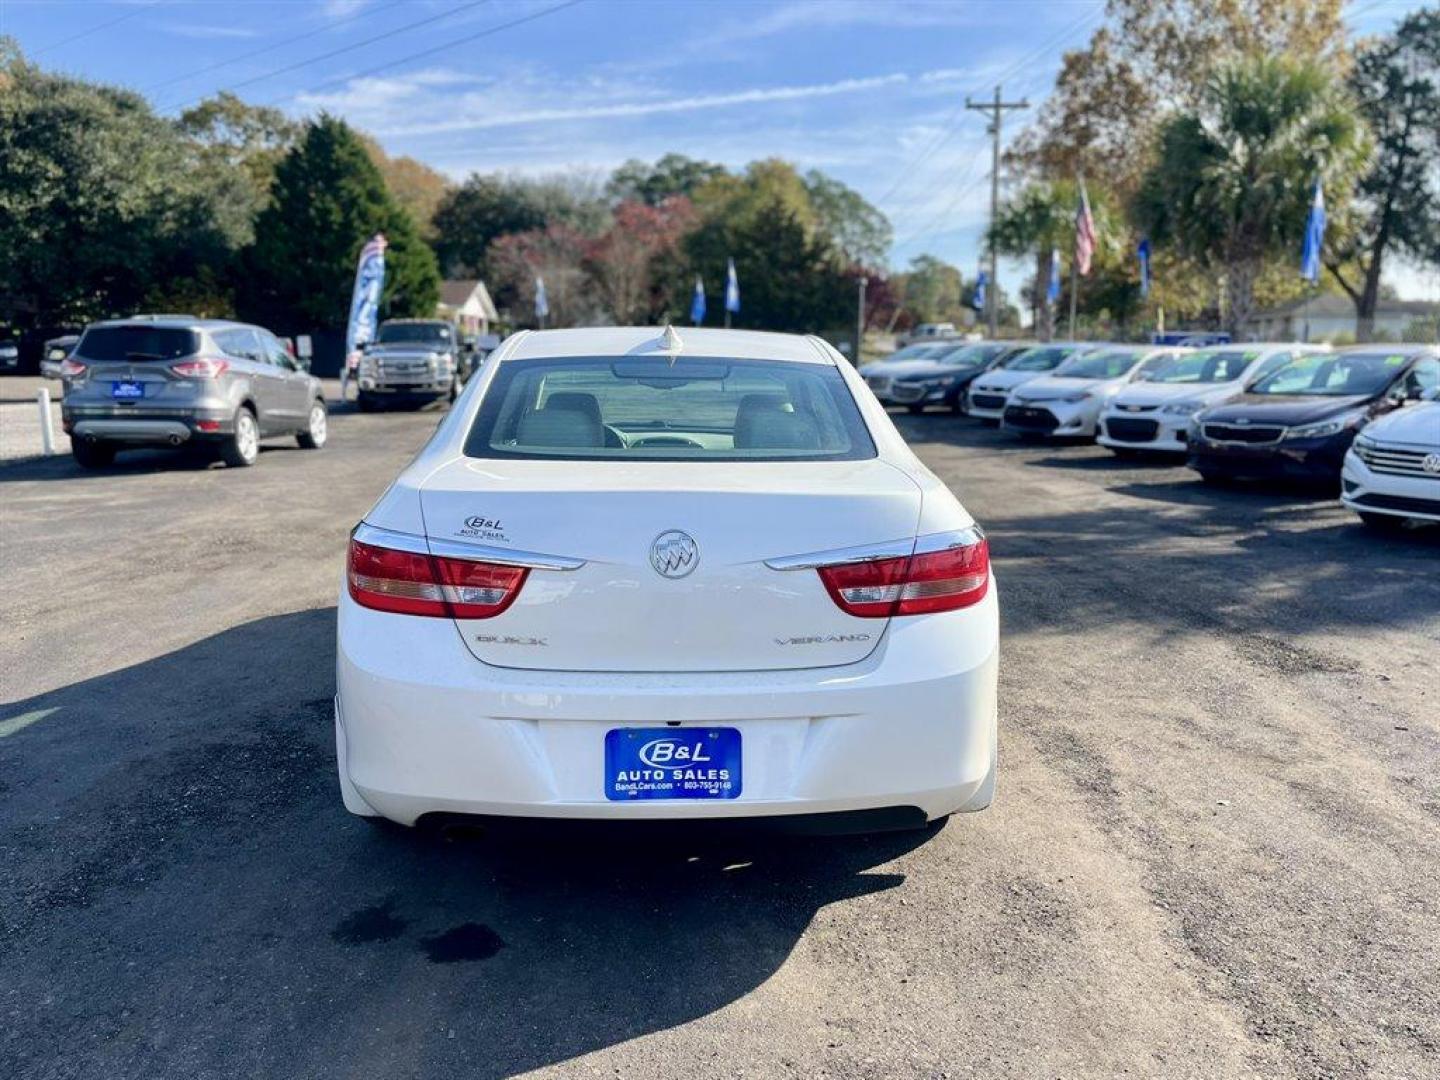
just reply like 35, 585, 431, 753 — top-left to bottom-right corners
171, 357, 230, 379
817, 535, 989, 618
59, 358, 88, 378
347, 537, 528, 619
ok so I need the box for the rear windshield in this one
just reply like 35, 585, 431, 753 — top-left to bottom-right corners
77, 326, 199, 362
376, 323, 452, 344
464, 356, 876, 462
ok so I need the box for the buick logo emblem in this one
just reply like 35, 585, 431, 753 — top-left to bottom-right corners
1423, 452, 1440, 475
650, 530, 699, 579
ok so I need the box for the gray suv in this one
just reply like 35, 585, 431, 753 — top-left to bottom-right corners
61, 317, 327, 469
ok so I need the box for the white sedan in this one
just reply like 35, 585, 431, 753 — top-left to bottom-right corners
964, 342, 1090, 419
1342, 390, 1440, 529
336, 327, 999, 831
1097, 344, 1320, 455
1002, 345, 1185, 439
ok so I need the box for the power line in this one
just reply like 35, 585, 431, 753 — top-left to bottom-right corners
144, 0, 408, 98
171, 0, 497, 111
874, 4, 1103, 214
276, 0, 587, 105
30, 2, 152, 58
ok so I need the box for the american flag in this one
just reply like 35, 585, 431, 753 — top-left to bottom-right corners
1074, 181, 1096, 277
358, 233, 388, 263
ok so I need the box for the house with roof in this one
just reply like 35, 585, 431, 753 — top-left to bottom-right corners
1244, 295, 1440, 343
436, 280, 499, 340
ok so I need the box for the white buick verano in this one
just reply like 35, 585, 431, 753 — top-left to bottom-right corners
336, 328, 999, 832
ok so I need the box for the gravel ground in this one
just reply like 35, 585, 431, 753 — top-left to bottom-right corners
2, 401, 1437, 1080
0, 376, 69, 461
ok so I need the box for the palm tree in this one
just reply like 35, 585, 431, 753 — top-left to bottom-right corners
1133, 55, 1367, 338
990, 180, 1119, 340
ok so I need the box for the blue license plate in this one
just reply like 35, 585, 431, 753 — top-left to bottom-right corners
111, 380, 144, 400
604, 727, 741, 801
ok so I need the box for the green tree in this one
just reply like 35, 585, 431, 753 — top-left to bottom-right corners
606, 153, 727, 206
431, 174, 547, 278
991, 182, 1075, 339
803, 169, 893, 268
1327, 8, 1440, 341
0, 43, 240, 326
893, 255, 964, 325
680, 160, 851, 332
1133, 56, 1367, 337
239, 115, 438, 331
178, 92, 299, 217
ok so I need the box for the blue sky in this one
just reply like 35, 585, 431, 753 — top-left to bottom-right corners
4, 0, 1436, 299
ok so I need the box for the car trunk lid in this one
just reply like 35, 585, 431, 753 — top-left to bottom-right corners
418, 456, 922, 672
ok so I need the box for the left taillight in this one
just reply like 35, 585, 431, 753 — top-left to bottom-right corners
347, 537, 527, 619
817, 533, 989, 618
59, 358, 88, 378
170, 357, 229, 379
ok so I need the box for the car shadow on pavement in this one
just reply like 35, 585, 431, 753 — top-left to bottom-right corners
988, 492, 1440, 645
1110, 475, 1339, 509
1027, 450, 1181, 471
0, 444, 316, 482
0, 608, 936, 1080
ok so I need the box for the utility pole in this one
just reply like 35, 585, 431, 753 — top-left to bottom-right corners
966, 85, 1028, 338
855, 276, 867, 366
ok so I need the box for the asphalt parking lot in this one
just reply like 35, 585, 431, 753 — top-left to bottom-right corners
2, 401, 1438, 1080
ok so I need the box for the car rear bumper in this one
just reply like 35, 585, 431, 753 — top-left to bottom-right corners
64, 410, 236, 445
1341, 451, 1440, 522
335, 581, 1000, 826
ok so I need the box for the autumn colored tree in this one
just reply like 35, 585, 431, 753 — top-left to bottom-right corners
1011, 0, 1349, 196
486, 223, 596, 328
585, 198, 697, 325
357, 133, 452, 241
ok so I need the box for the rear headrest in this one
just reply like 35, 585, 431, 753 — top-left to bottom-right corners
544, 391, 602, 426
733, 393, 821, 451
516, 405, 603, 448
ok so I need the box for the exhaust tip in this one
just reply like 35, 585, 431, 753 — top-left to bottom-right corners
169, 434, 184, 446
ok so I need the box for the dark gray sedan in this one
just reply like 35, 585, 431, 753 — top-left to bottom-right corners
60, 317, 327, 469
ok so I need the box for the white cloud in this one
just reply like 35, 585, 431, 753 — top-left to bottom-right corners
294, 65, 985, 138
161, 23, 261, 40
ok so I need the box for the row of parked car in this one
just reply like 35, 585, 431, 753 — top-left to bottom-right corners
861, 337, 1440, 532
42, 314, 478, 469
